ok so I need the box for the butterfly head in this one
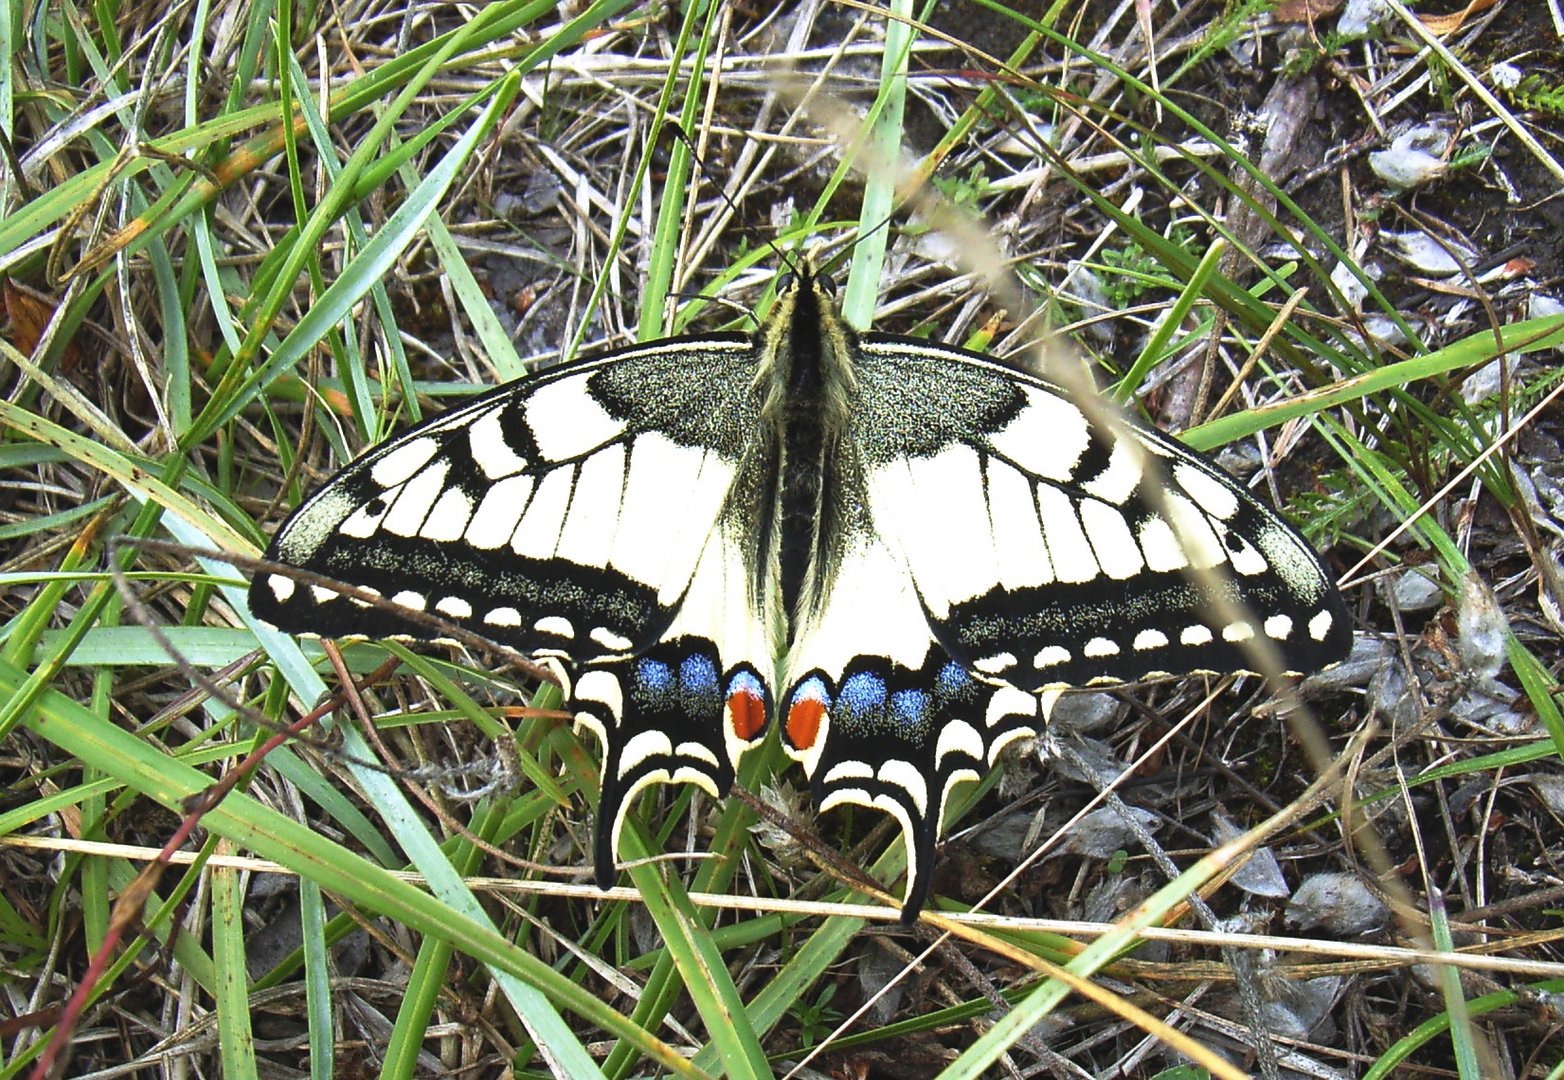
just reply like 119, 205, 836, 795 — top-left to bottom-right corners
775, 259, 839, 300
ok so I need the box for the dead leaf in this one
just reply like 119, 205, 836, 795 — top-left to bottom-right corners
3, 279, 51, 356
1420, 0, 1500, 35
1275, 0, 1344, 21
3, 280, 83, 372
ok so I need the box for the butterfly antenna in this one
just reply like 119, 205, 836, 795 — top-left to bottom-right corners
665, 121, 804, 280
669, 287, 757, 327
812, 209, 900, 285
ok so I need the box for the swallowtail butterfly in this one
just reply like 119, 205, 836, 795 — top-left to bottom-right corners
250, 263, 1350, 917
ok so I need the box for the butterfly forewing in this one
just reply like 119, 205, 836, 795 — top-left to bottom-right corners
253, 338, 763, 647
852, 336, 1353, 689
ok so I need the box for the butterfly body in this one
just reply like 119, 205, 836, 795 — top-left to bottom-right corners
252, 264, 1349, 917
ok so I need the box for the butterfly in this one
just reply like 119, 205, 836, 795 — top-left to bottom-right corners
249, 261, 1350, 919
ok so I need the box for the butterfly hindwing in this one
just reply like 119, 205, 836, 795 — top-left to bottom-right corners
780, 533, 1043, 914
575, 522, 777, 886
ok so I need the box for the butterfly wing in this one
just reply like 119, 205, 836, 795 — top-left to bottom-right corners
781, 529, 1038, 916
782, 334, 1350, 916
250, 336, 778, 886
853, 336, 1352, 687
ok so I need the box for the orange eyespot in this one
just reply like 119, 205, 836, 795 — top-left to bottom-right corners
726, 687, 767, 741
785, 697, 826, 750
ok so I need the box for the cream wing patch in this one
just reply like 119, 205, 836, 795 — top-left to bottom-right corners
985, 460, 1054, 589
866, 446, 996, 617
786, 535, 934, 693
523, 372, 628, 461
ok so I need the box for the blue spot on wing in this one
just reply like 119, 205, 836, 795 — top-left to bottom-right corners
792, 675, 830, 707
728, 669, 765, 700
937, 661, 970, 698
628, 647, 736, 710
838, 671, 887, 719
796, 653, 988, 743
636, 658, 673, 693
825, 673, 934, 733
680, 653, 718, 694
890, 688, 931, 726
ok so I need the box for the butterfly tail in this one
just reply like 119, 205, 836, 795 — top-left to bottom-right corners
784, 653, 1045, 918
573, 639, 773, 893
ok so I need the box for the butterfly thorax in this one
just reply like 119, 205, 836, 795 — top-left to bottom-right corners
751, 269, 863, 647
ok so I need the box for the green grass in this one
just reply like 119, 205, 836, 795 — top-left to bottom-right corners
3, 0, 1563, 1076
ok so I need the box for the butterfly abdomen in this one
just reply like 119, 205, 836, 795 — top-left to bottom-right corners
758, 270, 864, 638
